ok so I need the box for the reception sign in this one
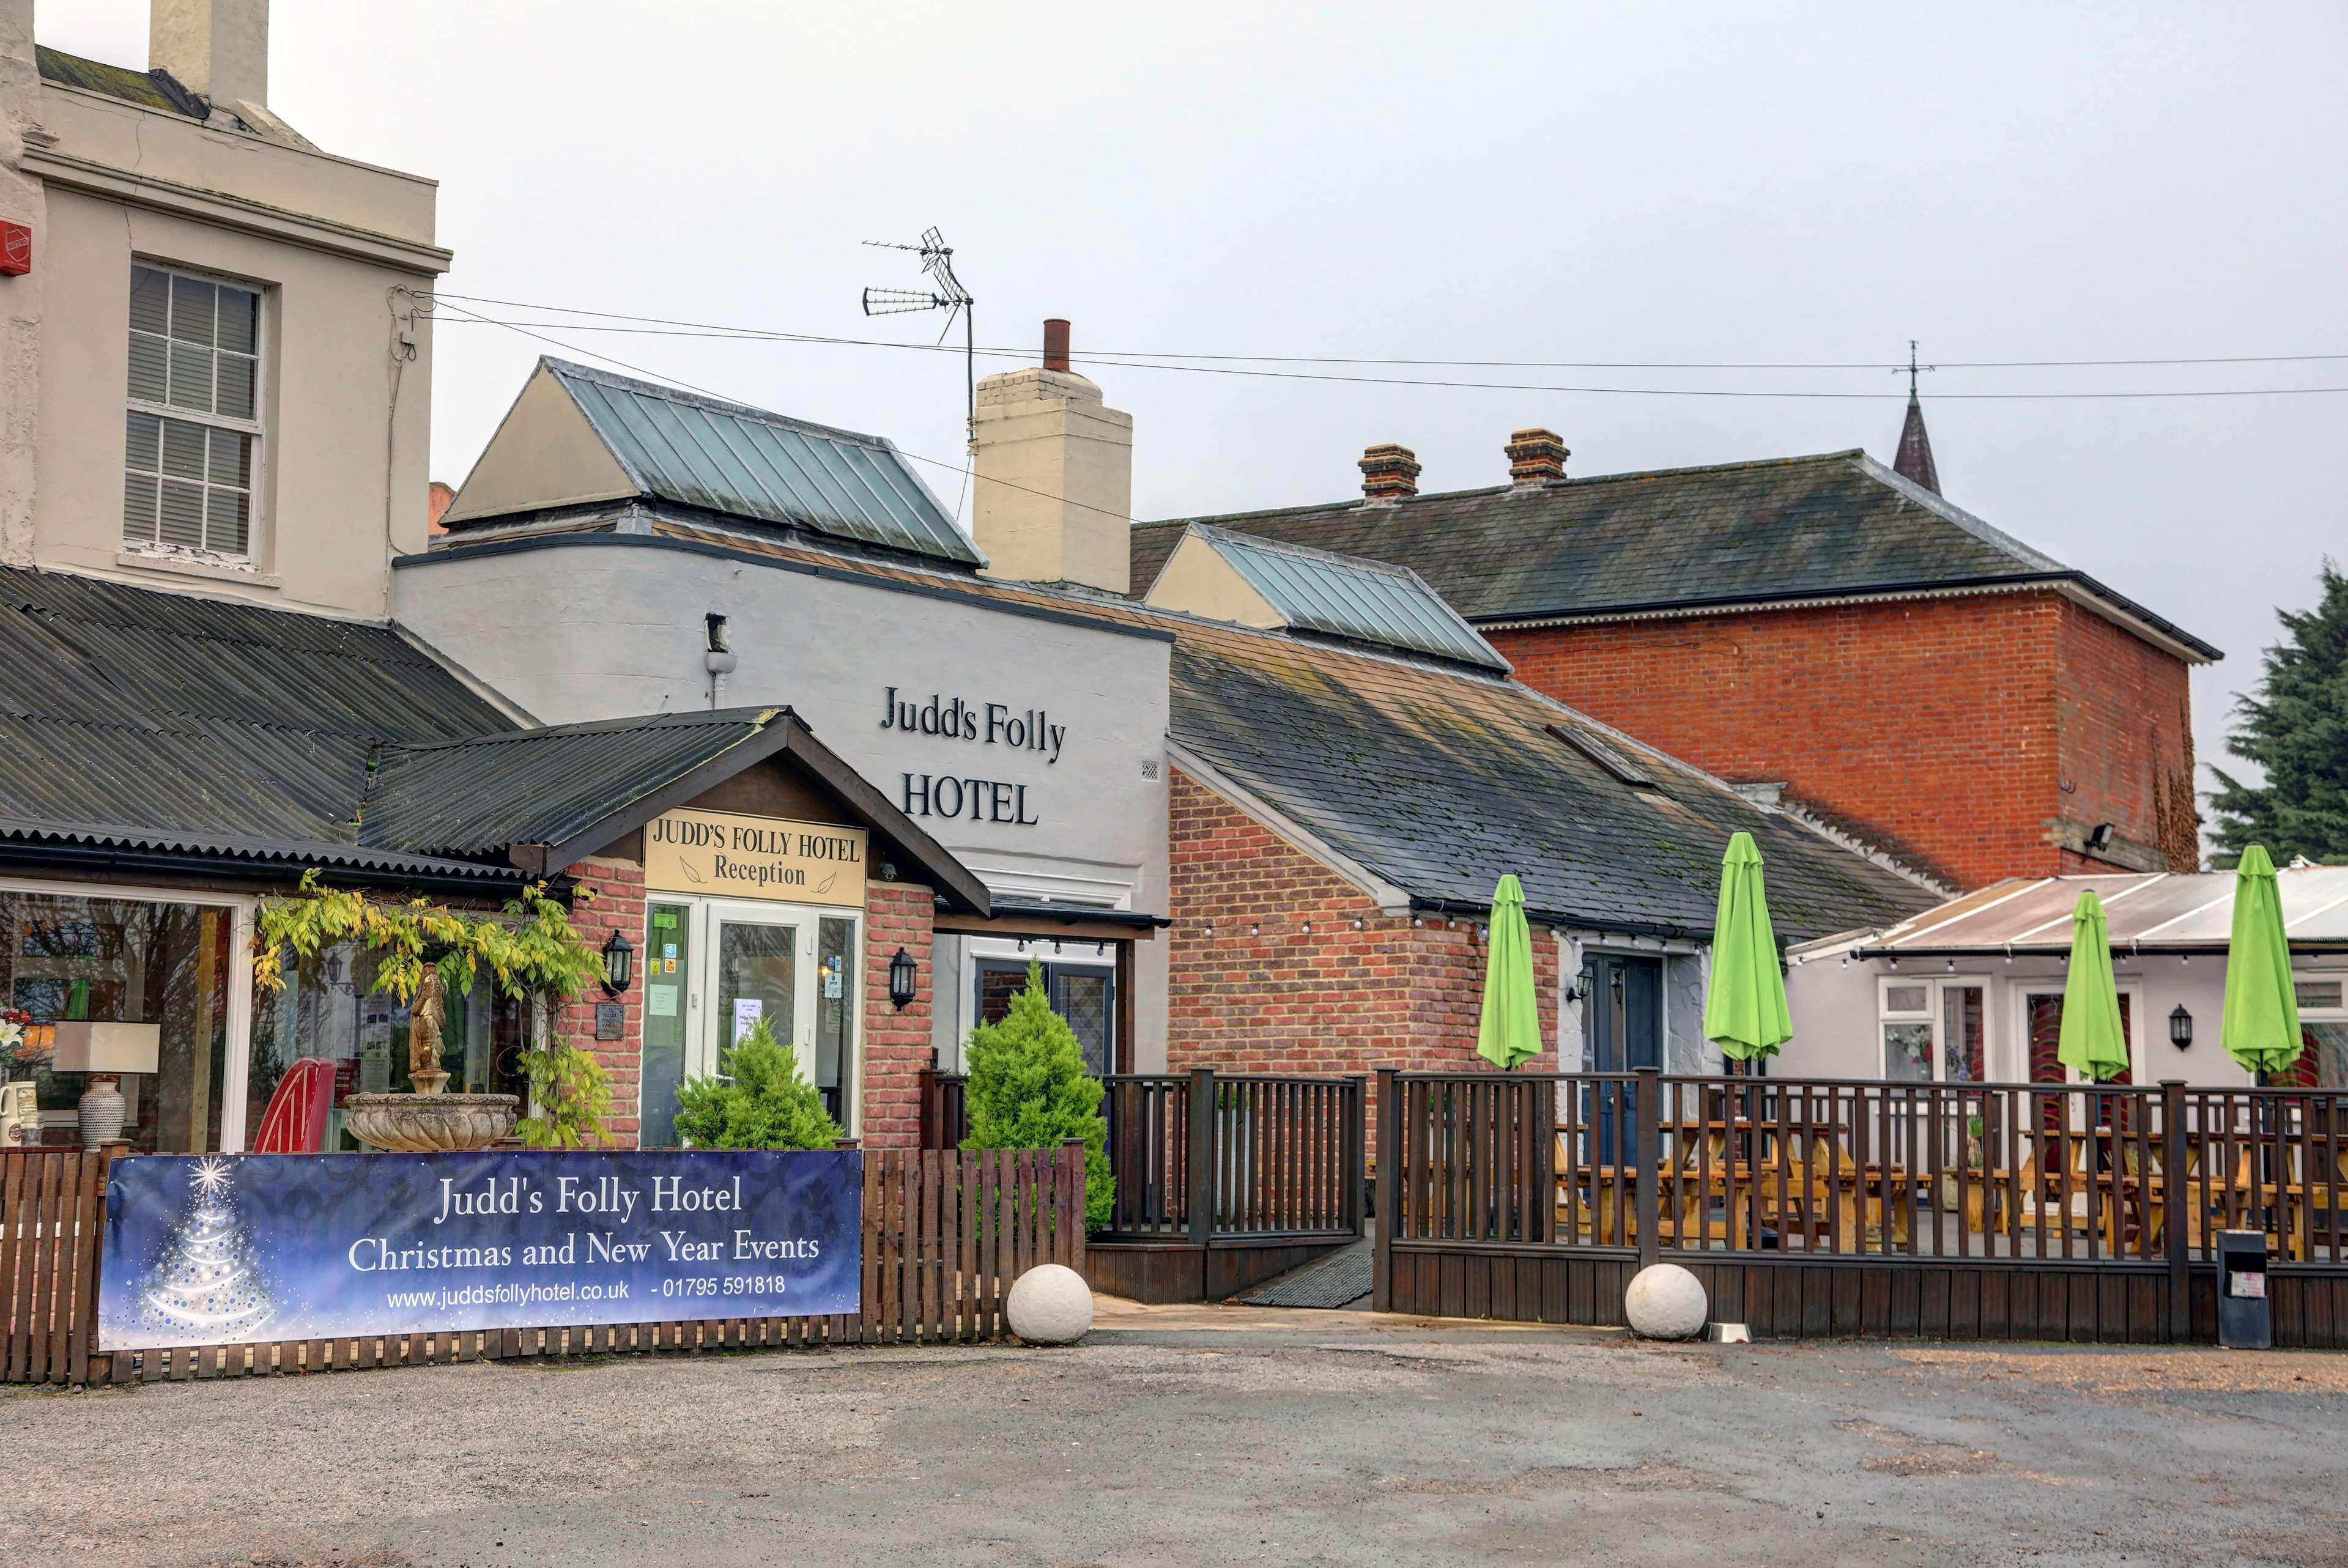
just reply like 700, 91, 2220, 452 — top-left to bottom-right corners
643, 809, 867, 905
98, 1150, 862, 1351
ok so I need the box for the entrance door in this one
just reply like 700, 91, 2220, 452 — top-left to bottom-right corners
640, 900, 861, 1144
1582, 955, 1662, 1167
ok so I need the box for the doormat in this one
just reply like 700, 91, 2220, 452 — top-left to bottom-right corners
1239, 1240, 1372, 1309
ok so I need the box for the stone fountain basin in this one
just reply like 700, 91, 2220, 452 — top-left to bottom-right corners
341, 1092, 519, 1152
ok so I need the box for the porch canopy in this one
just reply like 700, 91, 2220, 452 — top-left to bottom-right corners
1795, 866, 2348, 961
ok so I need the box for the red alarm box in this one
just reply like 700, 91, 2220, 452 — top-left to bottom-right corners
0, 221, 29, 276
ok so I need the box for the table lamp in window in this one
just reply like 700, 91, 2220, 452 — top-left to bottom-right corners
49, 1022, 161, 1148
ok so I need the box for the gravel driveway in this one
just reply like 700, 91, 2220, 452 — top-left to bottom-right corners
8, 1302, 2347, 1567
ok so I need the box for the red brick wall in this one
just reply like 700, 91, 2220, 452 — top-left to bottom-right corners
860, 880, 936, 1150
1489, 589, 2198, 889
1165, 767, 1558, 1159
550, 859, 937, 1150
554, 856, 646, 1147
2053, 599, 2200, 873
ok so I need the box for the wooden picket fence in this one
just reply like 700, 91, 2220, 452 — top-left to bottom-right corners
0, 1142, 1086, 1386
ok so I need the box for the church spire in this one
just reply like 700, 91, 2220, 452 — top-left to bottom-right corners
1893, 339, 1941, 495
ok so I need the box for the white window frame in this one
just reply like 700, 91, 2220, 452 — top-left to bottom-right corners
123, 259, 267, 564
1877, 973, 1993, 1083
2295, 975, 2347, 1020
0, 874, 257, 1152
2297, 975, 2348, 1089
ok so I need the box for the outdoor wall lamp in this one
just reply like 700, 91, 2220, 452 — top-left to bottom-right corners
888, 947, 917, 1011
600, 929, 634, 995
2169, 1004, 2194, 1049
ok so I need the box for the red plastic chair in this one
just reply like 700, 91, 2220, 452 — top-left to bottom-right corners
250, 1057, 338, 1153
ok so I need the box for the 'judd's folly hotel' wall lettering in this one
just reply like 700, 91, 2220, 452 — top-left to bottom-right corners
882, 686, 1069, 828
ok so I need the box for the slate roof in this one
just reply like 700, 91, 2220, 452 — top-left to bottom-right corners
1160, 615, 1936, 941
525, 361, 981, 568
1134, 449, 2218, 660
1174, 525, 1508, 673
550, 521, 1938, 941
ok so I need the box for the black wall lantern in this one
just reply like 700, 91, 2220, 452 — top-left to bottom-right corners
2169, 1003, 2193, 1049
888, 946, 917, 1011
600, 929, 634, 995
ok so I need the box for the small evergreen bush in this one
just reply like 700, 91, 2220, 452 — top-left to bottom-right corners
673, 1018, 843, 1150
962, 960, 1113, 1230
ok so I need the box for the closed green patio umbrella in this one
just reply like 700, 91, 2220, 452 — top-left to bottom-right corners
1477, 874, 1541, 1070
1705, 832, 1791, 1065
2057, 889, 2132, 1082
2221, 844, 2303, 1081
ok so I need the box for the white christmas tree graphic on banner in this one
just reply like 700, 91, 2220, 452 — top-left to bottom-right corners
141, 1157, 273, 1339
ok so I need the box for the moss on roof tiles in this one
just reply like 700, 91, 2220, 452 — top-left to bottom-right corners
36, 46, 198, 117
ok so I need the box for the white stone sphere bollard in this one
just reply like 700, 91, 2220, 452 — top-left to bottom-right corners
1005, 1263, 1094, 1345
1624, 1263, 1708, 1341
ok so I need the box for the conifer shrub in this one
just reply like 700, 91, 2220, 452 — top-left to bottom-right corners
962, 960, 1114, 1230
673, 1018, 843, 1150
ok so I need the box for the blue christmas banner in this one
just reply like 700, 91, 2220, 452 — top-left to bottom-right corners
98, 1149, 863, 1350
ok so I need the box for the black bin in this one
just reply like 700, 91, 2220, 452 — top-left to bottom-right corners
2216, 1229, 2271, 1350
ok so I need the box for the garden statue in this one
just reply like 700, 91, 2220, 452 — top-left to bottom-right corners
407, 966, 448, 1095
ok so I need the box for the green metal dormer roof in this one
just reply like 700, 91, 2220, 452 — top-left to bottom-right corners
456, 360, 981, 568
1180, 525, 1510, 674
551, 362, 979, 565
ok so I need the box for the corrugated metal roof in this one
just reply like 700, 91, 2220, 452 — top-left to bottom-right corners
1808, 867, 2348, 953
1186, 525, 1509, 673
0, 565, 514, 873
1, 566, 985, 901
363, 709, 790, 859
546, 361, 981, 567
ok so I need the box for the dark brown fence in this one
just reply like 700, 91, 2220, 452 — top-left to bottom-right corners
1, 1144, 1085, 1387
923, 1068, 1366, 1244
0, 1150, 110, 1386
1376, 1068, 2348, 1345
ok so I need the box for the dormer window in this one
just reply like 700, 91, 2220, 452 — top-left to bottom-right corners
123, 263, 263, 560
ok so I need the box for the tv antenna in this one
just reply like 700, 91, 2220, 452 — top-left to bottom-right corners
862, 227, 975, 449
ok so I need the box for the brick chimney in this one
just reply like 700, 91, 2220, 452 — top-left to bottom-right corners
150, 0, 270, 109
971, 319, 1133, 593
1358, 443, 1421, 505
1505, 428, 1568, 488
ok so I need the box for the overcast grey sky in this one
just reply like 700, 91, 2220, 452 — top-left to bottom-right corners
51, 3, 2348, 799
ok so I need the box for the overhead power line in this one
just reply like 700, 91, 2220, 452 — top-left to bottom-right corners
423, 290, 2348, 394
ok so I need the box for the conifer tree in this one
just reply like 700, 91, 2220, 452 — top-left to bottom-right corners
2210, 562, 2348, 866
962, 961, 1114, 1231
673, 1018, 843, 1150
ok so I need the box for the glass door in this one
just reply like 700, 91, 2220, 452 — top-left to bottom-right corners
672, 900, 862, 1136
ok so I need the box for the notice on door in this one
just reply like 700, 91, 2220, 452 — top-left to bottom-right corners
644, 810, 868, 906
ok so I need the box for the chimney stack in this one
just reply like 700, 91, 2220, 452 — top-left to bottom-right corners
1358, 443, 1421, 505
1505, 428, 1568, 489
971, 319, 1133, 593
150, 0, 270, 110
